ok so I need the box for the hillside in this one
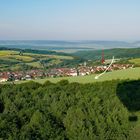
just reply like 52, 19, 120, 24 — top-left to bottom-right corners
0, 79, 140, 139
0, 48, 77, 71
73, 48, 140, 60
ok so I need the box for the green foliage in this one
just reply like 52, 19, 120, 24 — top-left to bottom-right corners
0, 80, 139, 139
117, 80, 140, 112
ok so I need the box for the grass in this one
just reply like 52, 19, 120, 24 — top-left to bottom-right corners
129, 58, 140, 65
15, 67, 140, 84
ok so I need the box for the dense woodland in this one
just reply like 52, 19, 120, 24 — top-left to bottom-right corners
0, 79, 140, 139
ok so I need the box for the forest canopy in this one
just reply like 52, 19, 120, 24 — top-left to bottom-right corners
0, 79, 139, 139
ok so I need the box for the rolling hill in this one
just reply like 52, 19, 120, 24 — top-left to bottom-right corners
0, 48, 74, 71
0, 40, 140, 53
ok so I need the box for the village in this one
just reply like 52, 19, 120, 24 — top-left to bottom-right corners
0, 63, 134, 83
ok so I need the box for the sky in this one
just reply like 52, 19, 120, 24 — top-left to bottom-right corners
0, 0, 140, 41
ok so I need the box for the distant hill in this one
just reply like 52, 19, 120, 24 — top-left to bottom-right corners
0, 40, 140, 52
73, 48, 140, 60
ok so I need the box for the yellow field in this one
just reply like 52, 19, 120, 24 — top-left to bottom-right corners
0, 50, 18, 56
0, 50, 34, 62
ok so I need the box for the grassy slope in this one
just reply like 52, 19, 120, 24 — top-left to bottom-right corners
16, 67, 140, 84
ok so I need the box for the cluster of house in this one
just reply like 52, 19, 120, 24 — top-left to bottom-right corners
0, 64, 134, 83
0, 70, 46, 83
95, 64, 134, 72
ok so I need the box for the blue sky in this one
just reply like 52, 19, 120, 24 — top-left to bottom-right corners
0, 0, 140, 40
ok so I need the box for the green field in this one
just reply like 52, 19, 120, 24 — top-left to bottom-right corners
15, 67, 140, 84
129, 58, 140, 65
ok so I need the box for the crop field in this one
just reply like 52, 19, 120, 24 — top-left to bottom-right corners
15, 67, 140, 84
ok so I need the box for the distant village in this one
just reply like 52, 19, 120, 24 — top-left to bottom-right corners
0, 63, 134, 83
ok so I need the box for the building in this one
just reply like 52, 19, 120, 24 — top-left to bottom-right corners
0, 75, 9, 82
